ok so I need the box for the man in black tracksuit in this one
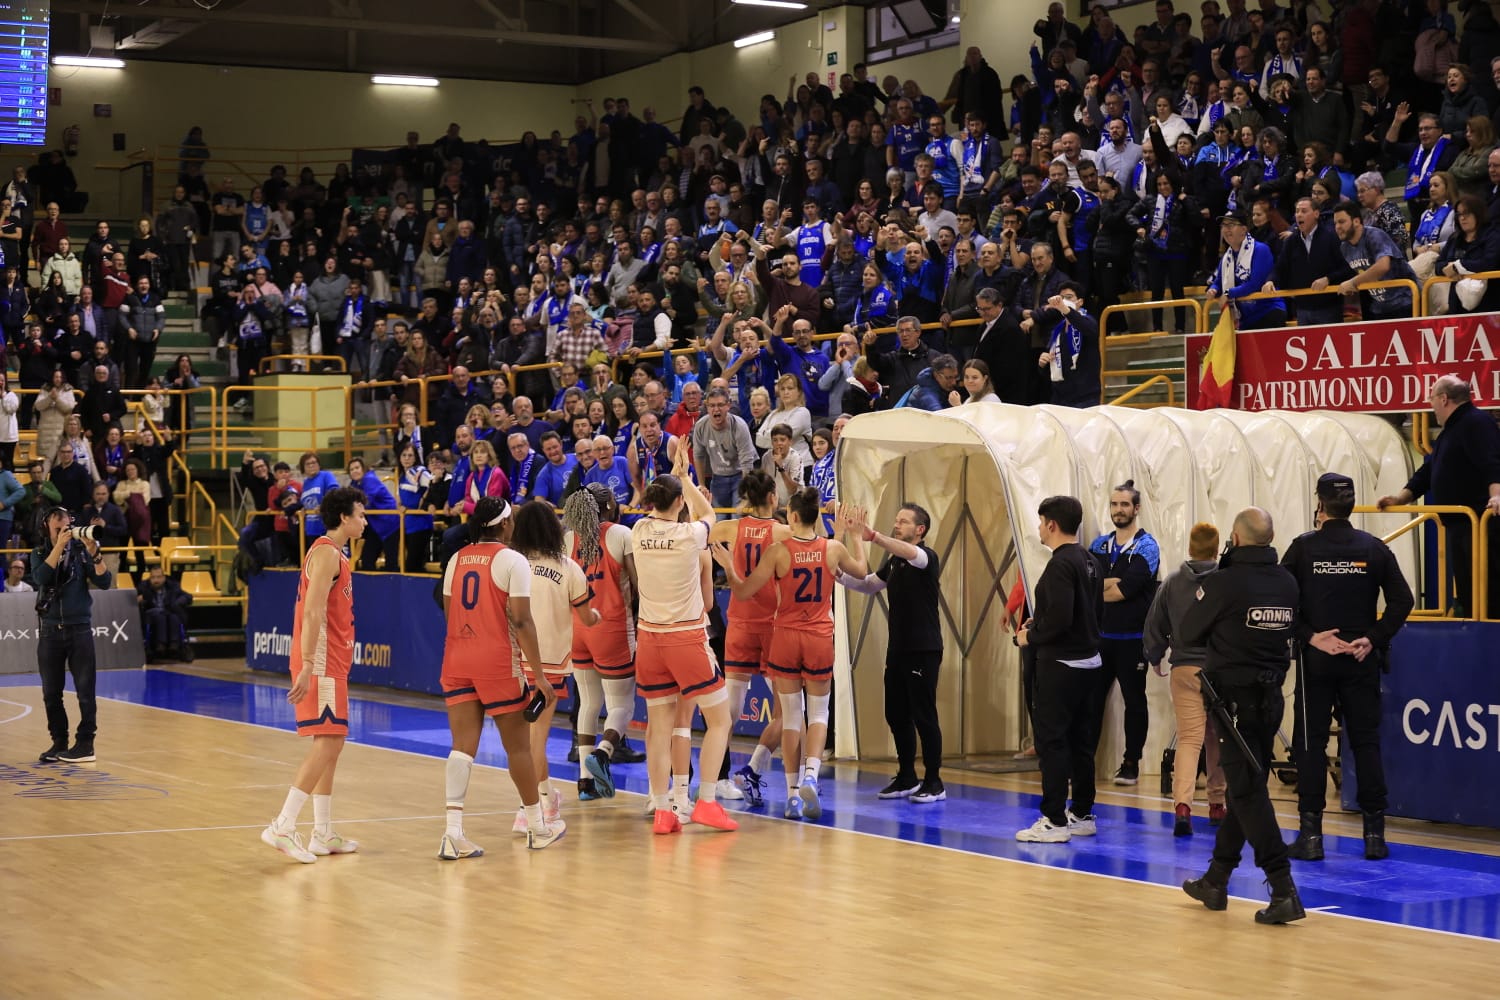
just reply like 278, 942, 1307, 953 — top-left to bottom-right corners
1178, 506, 1305, 925
1087, 480, 1160, 786
842, 503, 946, 803
1016, 495, 1105, 843
1282, 473, 1413, 862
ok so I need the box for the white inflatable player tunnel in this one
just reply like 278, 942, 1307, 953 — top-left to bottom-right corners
832, 404, 1417, 776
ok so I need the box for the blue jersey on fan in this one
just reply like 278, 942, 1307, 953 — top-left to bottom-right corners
926, 136, 961, 200
792, 222, 833, 288
887, 121, 924, 171
1067, 185, 1100, 252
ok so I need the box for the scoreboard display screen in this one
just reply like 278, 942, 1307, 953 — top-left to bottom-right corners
0, 2, 47, 145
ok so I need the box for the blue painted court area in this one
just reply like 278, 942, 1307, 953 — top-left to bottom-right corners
9, 668, 1500, 942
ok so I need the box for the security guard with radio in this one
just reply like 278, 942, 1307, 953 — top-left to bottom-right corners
1177, 507, 1304, 925
1281, 472, 1414, 862
32, 505, 112, 765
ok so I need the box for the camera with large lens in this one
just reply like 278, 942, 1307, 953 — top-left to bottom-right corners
69, 525, 97, 543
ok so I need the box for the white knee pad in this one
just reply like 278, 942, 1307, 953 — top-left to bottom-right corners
575, 670, 604, 737
726, 675, 751, 713
780, 691, 805, 733
806, 692, 830, 729
694, 686, 729, 710
602, 677, 635, 735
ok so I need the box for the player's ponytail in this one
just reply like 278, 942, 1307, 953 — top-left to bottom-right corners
739, 469, 777, 509
562, 488, 602, 566
642, 474, 683, 512
788, 486, 820, 527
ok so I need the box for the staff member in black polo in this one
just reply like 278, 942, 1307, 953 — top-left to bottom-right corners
1282, 472, 1414, 861
1178, 507, 1305, 925
32, 506, 112, 764
840, 503, 946, 804
1015, 495, 1104, 844
1378, 375, 1500, 619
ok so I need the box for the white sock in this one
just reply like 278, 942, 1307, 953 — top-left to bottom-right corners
749, 744, 772, 776
594, 737, 615, 758
786, 769, 799, 794
699, 775, 717, 803
275, 787, 309, 832
671, 774, 690, 809
312, 794, 332, 837
524, 802, 544, 833
538, 779, 552, 798
804, 757, 820, 784
445, 751, 473, 837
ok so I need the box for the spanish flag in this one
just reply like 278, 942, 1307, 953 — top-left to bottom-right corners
1196, 306, 1236, 409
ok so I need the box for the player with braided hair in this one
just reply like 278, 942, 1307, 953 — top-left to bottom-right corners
563, 483, 642, 799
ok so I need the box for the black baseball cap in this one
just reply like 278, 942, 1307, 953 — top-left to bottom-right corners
1217, 210, 1249, 226
1316, 472, 1355, 499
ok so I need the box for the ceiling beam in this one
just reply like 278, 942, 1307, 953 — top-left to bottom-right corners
49, 1, 674, 54
612, 0, 674, 42
472, 0, 524, 32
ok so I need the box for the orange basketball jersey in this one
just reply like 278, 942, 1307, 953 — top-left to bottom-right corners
290, 536, 355, 679
442, 542, 527, 681
775, 535, 834, 636
729, 516, 780, 627
572, 522, 630, 625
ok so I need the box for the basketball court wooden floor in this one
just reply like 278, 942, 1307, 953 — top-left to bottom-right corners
2, 666, 1498, 999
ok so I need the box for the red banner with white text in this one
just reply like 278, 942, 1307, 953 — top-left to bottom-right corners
1185, 314, 1500, 412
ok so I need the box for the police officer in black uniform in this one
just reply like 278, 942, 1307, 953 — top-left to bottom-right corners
1281, 472, 1414, 861
1177, 507, 1304, 925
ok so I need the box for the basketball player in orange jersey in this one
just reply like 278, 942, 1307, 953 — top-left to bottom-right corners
633, 446, 738, 833
714, 489, 868, 820
563, 483, 644, 800
708, 470, 789, 807
260, 487, 367, 864
507, 500, 599, 835
438, 496, 563, 857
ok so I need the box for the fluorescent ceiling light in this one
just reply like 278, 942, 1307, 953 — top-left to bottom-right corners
731, 0, 808, 9
371, 74, 439, 87
52, 55, 125, 69
734, 30, 777, 48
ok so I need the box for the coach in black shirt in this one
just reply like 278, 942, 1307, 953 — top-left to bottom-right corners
1016, 495, 1104, 844
842, 502, 946, 804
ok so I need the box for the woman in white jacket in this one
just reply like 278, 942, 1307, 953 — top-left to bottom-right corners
32, 370, 75, 474
0, 369, 18, 471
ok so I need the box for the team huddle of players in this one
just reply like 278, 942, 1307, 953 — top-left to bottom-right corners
258, 443, 869, 863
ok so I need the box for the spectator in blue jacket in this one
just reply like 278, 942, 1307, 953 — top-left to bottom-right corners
897, 353, 959, 411
1205, 210, 1285, 329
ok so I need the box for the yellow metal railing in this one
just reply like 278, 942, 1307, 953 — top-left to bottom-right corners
1360, 504, 1483, 620
1109, 374, 1176, 408
259, 354, 348, 374
1221, 278, 1422, 321
1420, 269, 1500, 315
1097, 298, 1202, 406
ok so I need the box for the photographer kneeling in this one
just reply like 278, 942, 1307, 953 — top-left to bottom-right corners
33, 506, 112, 764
